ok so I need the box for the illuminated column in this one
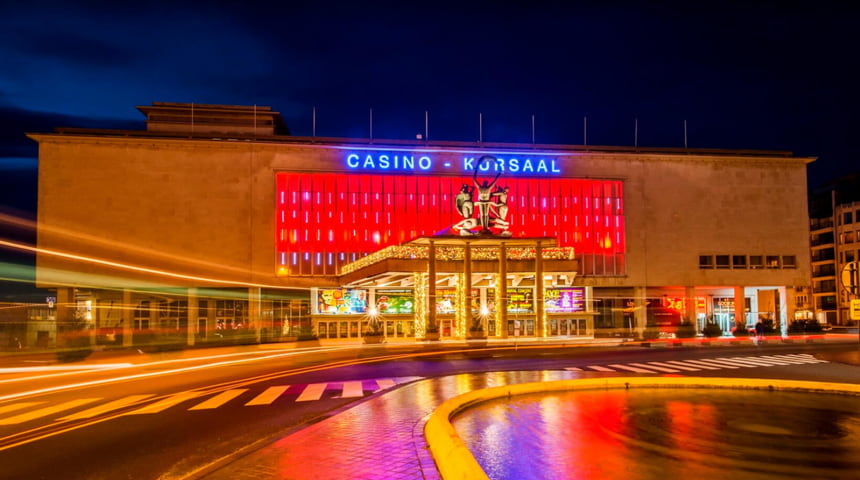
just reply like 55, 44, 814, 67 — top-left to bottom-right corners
634, 286, 647, 340
187, 288, 197, 346
249, 287, 261, 343
734, 286, 746, 332
535, 241, 545, 338
413, 272, 427, 337
685, 286, 697, 334
499, 242, 508, 338
428, 241, 437, 335
464, 242, 473, 334
779, 286, 790, 336
455, 272, 467, 338
122, 289, 133, 347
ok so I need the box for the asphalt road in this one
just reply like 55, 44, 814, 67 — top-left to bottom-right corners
1, 339, 858, 480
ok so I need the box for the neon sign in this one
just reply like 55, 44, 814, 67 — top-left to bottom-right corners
345, 152, 562, 175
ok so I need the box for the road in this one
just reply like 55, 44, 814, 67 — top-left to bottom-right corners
0, 339, 858, 479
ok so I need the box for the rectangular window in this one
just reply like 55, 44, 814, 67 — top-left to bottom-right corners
845, 212, 854, 225
782, 255, 796, 268
750, 255, 764, 269
715, 255, 730, 269
732, 255, 747, 269
766, 255, 780, 268
699, 255, 713, 269
846, 250, 855, 262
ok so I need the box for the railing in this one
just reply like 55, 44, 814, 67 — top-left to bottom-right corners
810, 218, 834, 230
340, 245, 577, 275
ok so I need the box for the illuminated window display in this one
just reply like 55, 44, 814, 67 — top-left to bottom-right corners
545, 287, 586, 313
375, 289, 414, 314
275, 173, 625, 276
315, 288, 367, 314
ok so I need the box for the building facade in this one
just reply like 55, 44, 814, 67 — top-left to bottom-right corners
27, 103, 814, 348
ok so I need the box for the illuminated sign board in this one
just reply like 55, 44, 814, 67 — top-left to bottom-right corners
345, 152, 562, 175
507, 288, 535, 313
316, 288, 367, 315
545, 288, 586, 313
376, 289, 414, 314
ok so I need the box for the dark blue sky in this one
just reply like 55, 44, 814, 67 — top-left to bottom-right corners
1, 0, 858, 220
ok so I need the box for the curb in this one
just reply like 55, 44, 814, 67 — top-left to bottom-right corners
423, 377, 860, 480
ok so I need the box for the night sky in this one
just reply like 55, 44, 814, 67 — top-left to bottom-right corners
0, 1, 858, 238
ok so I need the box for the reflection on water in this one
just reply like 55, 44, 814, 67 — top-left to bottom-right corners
452, 389, 860, 480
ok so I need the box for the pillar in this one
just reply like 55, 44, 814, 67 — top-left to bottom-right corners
187, 288, 198, 346
428, 241, 437, 335
464, 241, 473, 333
498, 242, 508, 338
249, 287, 261, 343
122, 289, 133, 347
734, 285, 746, 332
634, 286, 647, 339
56, 287, 74, 347
535, 241, 545, 337
685, 286, 697, 333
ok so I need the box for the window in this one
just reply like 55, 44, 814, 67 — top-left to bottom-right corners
732, 255, 747, 269
766, 255, 780, 268
845, 211, 854, 225
750, 255, 764, 269
782, 255, 796, 268
715, 255, 730, 269
699, 255, 713, 268
847, 251, 856, 262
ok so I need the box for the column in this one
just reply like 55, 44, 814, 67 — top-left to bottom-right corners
428, 241, 437, 336
634, 286, 647, 340
535, 241, 545, 338
56, 287, 74, 348
187, 288, 198, 346
498, 242, 508, 338
249, 287, 261, 343
779, 286, 790, 336
685, 286, 697, 334
464, 241, 473, 334
734, 285, 746, 333
122, 289, 133, 347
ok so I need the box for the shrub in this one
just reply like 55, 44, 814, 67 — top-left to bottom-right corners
702, 322, 722, 338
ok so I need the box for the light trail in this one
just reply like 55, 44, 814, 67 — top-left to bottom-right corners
0, 346, 348, 401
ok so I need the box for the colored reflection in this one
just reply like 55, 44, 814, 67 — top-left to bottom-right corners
452, 389, 860, 480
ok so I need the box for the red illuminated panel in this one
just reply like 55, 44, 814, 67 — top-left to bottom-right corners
275, 173, 625, 276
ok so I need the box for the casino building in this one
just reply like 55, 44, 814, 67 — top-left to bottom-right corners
27, 102, 813, 348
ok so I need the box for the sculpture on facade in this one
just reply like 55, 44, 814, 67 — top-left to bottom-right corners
451, 155, 512, 237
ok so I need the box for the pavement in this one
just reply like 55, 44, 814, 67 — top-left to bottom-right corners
2, 335, 858, 480
190, 337, 860, 480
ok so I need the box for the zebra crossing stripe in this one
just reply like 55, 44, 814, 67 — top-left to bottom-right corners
585, 365, 617, 372
296, 383, 327, 402
630, 362, 680, 373
0, 402, 45, 416
246, 386, 289, 406
783, 354, 828, 363
761, 355, 816, 364
0, 398, 101, 425
374, 379, 396, 391
341, 381, 364, 398
127, 392, 204, 415
189, 389, 248, 410
647, 361, 700, 372
721, 357, 789, 367
688, 358, 743, 369
607, 364, 655, 373
58, 394, 156, 420
668, 360, 721, 370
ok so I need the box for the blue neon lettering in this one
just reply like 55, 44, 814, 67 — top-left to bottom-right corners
363, 154, 375, 168
346, 152, 562, 175
522, 159, 534, 172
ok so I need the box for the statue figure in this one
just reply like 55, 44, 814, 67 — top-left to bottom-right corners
455, 184, 474, 218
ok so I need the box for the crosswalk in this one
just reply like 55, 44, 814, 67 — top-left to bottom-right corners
565, 354, 828, 374
0, 376, 421, 426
